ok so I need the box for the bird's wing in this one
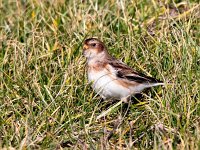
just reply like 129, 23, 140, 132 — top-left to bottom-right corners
108, 59, 163, 84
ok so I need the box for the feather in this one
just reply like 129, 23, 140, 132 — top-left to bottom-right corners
108, 58, 163, 84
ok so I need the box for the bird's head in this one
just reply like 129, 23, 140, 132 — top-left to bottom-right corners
83, 38, 108, 60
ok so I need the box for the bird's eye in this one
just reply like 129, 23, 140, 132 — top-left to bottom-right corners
91, 43, 96, 47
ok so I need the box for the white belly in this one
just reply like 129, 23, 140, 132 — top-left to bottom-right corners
88, 69, 131, 99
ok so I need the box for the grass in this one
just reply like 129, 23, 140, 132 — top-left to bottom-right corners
0, 0, 199, 149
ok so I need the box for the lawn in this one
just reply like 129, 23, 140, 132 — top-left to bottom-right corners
0, 0, 199, 149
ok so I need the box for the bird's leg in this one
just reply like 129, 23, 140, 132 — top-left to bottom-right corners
121, 96, 131, 103
100, 97, 105, 103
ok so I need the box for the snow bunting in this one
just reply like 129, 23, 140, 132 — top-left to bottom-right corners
83, 38, 164, 101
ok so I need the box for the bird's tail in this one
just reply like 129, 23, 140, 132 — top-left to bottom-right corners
145, 82, 165, 88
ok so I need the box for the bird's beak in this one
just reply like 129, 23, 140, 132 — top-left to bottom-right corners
82, 44, 88, 56
83, 44, 89, 50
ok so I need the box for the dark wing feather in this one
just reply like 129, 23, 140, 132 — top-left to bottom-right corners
108, 58, 162, 84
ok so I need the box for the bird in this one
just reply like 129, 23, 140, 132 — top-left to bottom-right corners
83, 38, 164, 102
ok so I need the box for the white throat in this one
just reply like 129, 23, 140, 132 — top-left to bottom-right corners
87, 52, 107, 66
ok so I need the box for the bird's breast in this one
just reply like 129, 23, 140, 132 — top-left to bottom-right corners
87, 67, 131, 99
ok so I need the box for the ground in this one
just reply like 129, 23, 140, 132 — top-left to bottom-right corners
0, 0, 199, 149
